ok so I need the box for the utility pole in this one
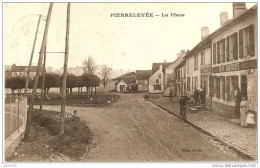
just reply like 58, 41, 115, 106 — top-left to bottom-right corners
40, 46, 47, 113
24, 3, 53, 140
59, 2, 70, 136
24, 15, 41, 96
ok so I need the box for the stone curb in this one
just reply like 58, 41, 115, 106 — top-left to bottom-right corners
149, 99, 255, 161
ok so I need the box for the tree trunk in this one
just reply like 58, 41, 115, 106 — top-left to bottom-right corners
91, 87, 93, 97
24, 3, 53, 141
59, 3, 70, 136
70, 88, 72, 95
78, 87, 80, 95
95, 87, 96, 95
11, 89, 14, 95
25, 15, 41, 96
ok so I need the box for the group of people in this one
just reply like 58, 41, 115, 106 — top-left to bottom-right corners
193, 86, 205, 106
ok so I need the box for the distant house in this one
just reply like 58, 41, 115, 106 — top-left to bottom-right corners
113, 72, 136, 92
149, 62, 171, 94
10, 64, 41, 78
136, 70, 151, 91
114, 76, 136, 92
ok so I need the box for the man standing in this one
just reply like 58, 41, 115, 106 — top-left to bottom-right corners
169, 89, 173, 101
193, 87, 199, 106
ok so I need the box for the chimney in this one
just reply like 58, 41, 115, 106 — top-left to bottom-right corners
177, 53, 181, 58
201, 27, 209, 41
220, 12, 228, 26
159, 64, 163, 70
233, 2, 247, 18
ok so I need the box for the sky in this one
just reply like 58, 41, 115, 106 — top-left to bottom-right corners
4, 2, 256, 71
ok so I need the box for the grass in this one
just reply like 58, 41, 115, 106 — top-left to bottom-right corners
32, 109, 92, 159
28, 93, 119, 107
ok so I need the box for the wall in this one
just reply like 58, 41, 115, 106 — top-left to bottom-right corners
116, 81, 128, 92
149, 66, 164, 93
137, 79, 149, 91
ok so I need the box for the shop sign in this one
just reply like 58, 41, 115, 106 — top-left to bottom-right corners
200, 67, 212, 74
213, 59, 257, 73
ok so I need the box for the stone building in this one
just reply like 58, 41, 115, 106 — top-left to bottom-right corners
210, 3, 257, 118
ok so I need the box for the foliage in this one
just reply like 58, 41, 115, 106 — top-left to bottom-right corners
82, 56, 96, 74
66, 74, 77, 89
100, 65, 112, 89
5, 76, 26, 90
82, 73, 100, 88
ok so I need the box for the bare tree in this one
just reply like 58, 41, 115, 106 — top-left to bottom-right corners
100, 65, 112, 91
59, 2, 70, 136
24, 3, 53, 141
82, 56, 96, 74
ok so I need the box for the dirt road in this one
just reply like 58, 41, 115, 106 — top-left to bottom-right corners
36, 94, 245, 161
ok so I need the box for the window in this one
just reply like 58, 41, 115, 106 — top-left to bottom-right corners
154, 84, 161, 90
194, 54, 198, 70
209, 76, 213, 97
217, 41, 220, 63
220, 76, 225, 100
243, 24, 255, 57
241, 75, 247, 99
230, 76, 238, 102
216, 77, 220, 99
213, 43, 216, 65
239, 29, 243, 58
156, 79, 159, 84
187, 77, 190, 92
226, 77, 230, 101
220, 39, 225, 63
194, 76, 198, 90
226, 37, 230, 62
213, 77, 217, 97
201, 52, 205, 65
233, 32, 238, 60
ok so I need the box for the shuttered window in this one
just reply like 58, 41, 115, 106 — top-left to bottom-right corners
216, 77, 220, 99
217, 41, 220, 63
226, 77, 230, 101
213, 43, 216, 65
249, 24, 255, 56
233, 32, 238, 60
220, 76, 225, 100
226, 37, 229, 62
239, 29, 243, 58
209, 76, 214, 97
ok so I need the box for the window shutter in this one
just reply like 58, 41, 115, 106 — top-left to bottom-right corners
226, 77, 230, 101
233, 32, 238, 60
226, 37, 229, 62
222, 39, 225, 63
213, 43, 216, 65
239, 29, 243, 58
249, 24, 255, 56
209, 76, 213, 97
217, 42, 220, 63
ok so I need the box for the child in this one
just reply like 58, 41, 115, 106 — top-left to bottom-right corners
72, 110, 80, 132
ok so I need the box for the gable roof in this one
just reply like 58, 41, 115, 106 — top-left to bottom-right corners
114, 76, 136, 85
11, 66, 39, 72
136, 70, 151, 80
151, 62, 172, 75
112, 71, 136, 80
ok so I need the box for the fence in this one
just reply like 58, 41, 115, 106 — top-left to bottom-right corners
4, 94, 27, 159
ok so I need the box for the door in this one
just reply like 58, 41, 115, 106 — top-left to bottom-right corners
241, 75, 247, 99
120, 85, 125, 92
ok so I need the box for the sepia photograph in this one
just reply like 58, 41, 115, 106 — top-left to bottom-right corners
1, 1, 258, 167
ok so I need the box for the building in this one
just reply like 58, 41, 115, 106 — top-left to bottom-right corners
175, 59, 186, 97
149, 63, 171, 93
135, 70, 151, 92
10, 64, 40, 78
185, 27, 212, 109
209, 3, 257, 118
113, 72, 136, 92
164, 50, 187, 96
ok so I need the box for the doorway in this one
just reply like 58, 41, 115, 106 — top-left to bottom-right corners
241, 75, 247, 99
120, 85, 125, 93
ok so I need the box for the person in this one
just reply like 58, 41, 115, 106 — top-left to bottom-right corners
169, 89, 173, 101
235, 88, 242, 117
240, 97, 248, 127
199, 86, 204, 105
72, 110, 80, 132
193, 87, 199, 106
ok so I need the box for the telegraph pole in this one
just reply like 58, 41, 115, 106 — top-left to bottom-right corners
40, 46, 47, 113
24, 3, 53, 140
24, 15, 41, 96
59, 2, 70, 136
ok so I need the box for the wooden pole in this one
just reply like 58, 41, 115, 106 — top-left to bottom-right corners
24, 15, 42, 96
40, 46, 47, 113
24, 3, 53, 140
59, 3, 70, 136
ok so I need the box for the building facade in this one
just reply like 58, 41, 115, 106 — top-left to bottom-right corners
175, 60, 186, 97
136, 70, 151, 92
210, 4, 257, 118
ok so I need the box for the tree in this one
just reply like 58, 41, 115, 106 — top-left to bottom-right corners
91, 74, 101, 95
100, 65, 112, 91
5, 76, 26, 94
81, 73, 92, 96
82, 56, 96, 74
66, 74, 77, 95
75, 76, 84, 94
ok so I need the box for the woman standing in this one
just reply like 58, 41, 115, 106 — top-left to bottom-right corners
240, 97, 248, 127
235, 88, 242, 117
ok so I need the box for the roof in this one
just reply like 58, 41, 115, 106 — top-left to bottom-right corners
185, 4, 257, 59
114, 76, 136, 85
151, 62, 172, 75
112, 71, 136, 80
136, 70, 151, 80
11, 66, 39, 72
175, 59, 186, 70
